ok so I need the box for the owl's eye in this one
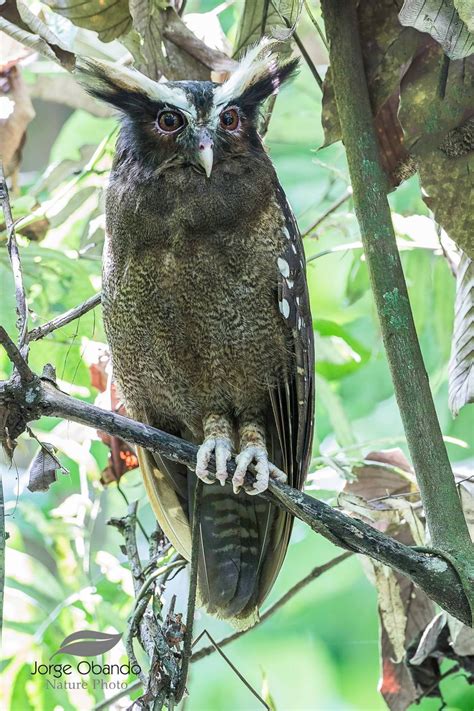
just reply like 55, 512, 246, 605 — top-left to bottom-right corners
220, 108, 240, 131
157, 110, 185, 134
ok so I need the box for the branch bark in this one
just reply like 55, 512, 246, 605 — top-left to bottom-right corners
320, 0, 473, 612
0, 330, 470, 626
28, 293, 101, 342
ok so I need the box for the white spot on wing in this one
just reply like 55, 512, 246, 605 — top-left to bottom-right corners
279, 298, 290, 319
277, 257, 290, 277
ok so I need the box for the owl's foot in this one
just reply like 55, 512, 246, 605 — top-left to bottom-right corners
233, 446, 286, 496
196, 437, 232, 486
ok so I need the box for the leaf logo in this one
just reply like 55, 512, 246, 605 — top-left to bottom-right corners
50, 630, 122, 659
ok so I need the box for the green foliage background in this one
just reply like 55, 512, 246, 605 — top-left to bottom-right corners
1, 3, 473, 710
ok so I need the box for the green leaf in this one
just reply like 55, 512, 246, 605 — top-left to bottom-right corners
345, 254, 369, 305
234, 0, 302, 55
42, 0, 131, 43
314, 319, 370, 379
315, 374, 356, 447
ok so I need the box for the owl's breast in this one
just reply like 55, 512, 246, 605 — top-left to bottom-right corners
103, 190, 291, 422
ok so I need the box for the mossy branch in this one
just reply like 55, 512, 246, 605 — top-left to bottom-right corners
0, 326, 471, 626
320, 0, 473, 619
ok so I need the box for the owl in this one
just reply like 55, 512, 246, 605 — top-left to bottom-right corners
78, 39, 314, 628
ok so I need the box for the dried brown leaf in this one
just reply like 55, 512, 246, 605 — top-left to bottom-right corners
349, 448, 416, 500
0, 63, 34, 177
341, 450, 437, 710
27, 443, 66, 492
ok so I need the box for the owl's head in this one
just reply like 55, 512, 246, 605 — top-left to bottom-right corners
77, 40, 298, 177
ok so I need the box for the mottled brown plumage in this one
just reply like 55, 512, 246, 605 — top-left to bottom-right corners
78, 40, 314, 627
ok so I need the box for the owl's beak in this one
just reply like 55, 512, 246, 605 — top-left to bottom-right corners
197, 130, 214, 178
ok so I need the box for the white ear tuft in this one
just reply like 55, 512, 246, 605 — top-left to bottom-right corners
75, 57, 195, 114
213, 38, 287, 107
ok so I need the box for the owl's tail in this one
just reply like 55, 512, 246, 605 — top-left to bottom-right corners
137, 448, 291, 629
195, 484, 283, 628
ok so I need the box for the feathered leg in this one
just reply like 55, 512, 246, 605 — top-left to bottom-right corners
196, 412, 233, 485
233, 411, 287, 495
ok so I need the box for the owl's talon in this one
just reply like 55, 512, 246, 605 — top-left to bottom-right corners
196, 437, 232, 485
233, 446, 285, 495
269, 464, 287, 484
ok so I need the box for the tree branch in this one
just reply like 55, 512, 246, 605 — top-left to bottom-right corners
1, 164, 28, 357
28, 293, 101, 342
320, 0, 473, 615
0, 329, 470, 625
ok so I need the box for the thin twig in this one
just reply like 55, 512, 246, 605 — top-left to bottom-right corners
92, 680, 142, 711
174, 479, 203, 703
109, 504, 181, 703
28, 292, 101, 342
260, 94, 277, 138
0, 165, 28, 356
302, 188, 352, 239
134, 560, 185, 608
192, 630, 269, 709
0, 336, 471, 624
267, 1, 323, 90
0, 326, 35, 382
192, 551, 351, 662
303, 0, 328, 50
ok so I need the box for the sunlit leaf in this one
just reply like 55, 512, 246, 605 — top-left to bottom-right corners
0, 0, 75, 68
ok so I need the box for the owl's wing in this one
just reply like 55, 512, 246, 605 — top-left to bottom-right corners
272, 181, 315, 491
257, 181, 315, 605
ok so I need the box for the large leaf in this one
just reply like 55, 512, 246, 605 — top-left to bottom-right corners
340, 450, 436, 711
0, 0, 75, 68
234, 0, 302, 55
449, 251, 474, 415
407, 612, 474, 699
42, 0, 131, 43
126, 2, 206, 80
399, 0, 474, 59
